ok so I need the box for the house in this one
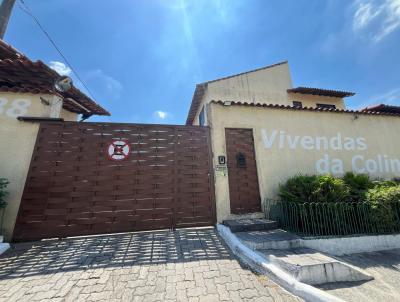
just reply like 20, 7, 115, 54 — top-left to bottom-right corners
186, 61, 354, 126
0, 40, 109, 239
2, 40, 400, 240
186, 61, 400, 222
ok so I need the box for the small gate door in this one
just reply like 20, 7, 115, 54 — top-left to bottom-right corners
225, 128, 261, 214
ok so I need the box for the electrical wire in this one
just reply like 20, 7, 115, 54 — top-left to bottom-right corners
18, 0, 98, 101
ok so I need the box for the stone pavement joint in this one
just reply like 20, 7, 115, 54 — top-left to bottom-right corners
0, 228, 301, 301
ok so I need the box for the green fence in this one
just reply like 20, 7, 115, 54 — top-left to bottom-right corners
265, 199, 400, 237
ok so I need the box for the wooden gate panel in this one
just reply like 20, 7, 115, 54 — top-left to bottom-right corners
225, 128, 261, 215
13, 122, 215, 241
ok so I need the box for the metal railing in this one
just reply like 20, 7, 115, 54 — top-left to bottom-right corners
265, 198, 400, 237
0, 207, 5, 236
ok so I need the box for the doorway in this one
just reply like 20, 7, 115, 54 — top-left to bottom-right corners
225, 128, 261, 214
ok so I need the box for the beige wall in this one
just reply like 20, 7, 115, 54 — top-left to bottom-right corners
192, 62, 348, 125
60, 108, 79, 121
208, 102, 400, 222
206, 62, 293, 104
0, 92, 77, 240
288, 93, 345, 109
192, 63, 293, 126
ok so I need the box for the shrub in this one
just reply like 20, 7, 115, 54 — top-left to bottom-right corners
276, 173, 400, 236
365, 185, 400, 231
342, 172, 372, 202
0, 178, 9, 208
366, 185, 400, 203
278, 174, 350, 203
372, 179, 398, 188
278, 175, 317, 203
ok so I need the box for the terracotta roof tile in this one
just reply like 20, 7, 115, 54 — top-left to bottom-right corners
362, 104, 400, 114
287, 87, 355, 98
0, 39, 110, 116
0, 40, 27, 60
210, 100, 400, 117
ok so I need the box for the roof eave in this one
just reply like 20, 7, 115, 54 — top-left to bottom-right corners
209, 100, 400, 117
204, 61, 288, 85
0, 39, 110, 117
185, 83, 207, 125
287, 87, 355, 98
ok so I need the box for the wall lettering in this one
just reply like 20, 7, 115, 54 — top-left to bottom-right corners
261, 129, 400, 176
261, 129, 367, 151
0, 97, 31, 118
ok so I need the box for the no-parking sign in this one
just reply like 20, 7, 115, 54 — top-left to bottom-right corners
107, 140, 131, 161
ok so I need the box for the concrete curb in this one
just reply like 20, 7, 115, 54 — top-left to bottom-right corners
302, 234, 400, 256
217, 224, 346, 302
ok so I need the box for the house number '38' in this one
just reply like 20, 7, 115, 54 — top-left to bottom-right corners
0, 97, 31, 118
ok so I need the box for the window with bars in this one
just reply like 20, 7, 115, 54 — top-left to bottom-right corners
292, 101, 303, 108
316, 103, 336, 109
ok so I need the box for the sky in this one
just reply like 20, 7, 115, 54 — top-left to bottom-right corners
5, 0, 400, 124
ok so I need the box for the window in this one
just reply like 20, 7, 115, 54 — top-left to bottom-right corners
316, 103, 336, 109
199, 106, 205, 126
292, 101, 303, 108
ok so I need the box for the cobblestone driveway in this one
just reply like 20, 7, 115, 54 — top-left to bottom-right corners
0, 228, 300, 301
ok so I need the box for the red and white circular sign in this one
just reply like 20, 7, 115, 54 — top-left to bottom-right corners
107, 140, 131, 161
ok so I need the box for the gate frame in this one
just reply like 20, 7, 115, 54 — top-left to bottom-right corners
12, 121, 217, 241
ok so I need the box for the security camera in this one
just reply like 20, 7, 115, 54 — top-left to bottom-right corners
54, 76, 73, 92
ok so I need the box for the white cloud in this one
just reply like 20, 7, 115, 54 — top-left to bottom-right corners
154, 110, 168, 119
85, 69, 123, 99
369, 87, 400, 104
353, 2, 381, 31
49, 61, 72, 76
353, 87, 400, 109
353, 0, 400, 42
375, 0, 400, 41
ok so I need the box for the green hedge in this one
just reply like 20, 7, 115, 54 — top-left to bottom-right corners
278, 172, 400, 204
366, 184, 400, 230
342, 172, 373, 202
275, 173, 400, 236
278, 174, 350, 203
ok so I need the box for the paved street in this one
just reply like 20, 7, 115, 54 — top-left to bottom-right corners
319, 248, 400, 302
0, 227, 300, 302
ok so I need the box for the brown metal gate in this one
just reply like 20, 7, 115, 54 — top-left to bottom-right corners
13, 122, 216, 241
225, 128, 261, 214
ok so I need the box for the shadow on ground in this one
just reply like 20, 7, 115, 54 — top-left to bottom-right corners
0, 227, 232, 280
318, 249, 400, 290
317, 249, 400, 302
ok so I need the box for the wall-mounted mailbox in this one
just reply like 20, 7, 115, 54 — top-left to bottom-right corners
236, 152, 246, 168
